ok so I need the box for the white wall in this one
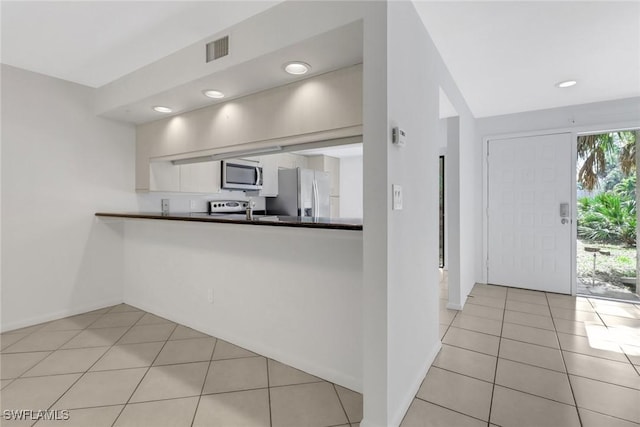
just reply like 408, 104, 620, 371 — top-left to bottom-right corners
432, 43, 480, 311
340, 155, 363, 218
384, 3, 442, 424
121, 219, 363, 390
477, 97, 640, 137
359, 2, 479, 424
383, 1, 478, 423
1, 65, 136, 331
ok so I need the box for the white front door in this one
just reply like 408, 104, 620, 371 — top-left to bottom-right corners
487, 133, 572, 294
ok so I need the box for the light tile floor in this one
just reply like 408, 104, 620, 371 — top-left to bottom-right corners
401, 276, 640, 427
0, 305, 362, 427
2, 280, 640, 427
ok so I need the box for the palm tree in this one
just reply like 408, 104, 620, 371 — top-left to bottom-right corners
577, 131, 637, 191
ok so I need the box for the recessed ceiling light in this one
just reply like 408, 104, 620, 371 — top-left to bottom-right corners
556, 80, 577, 88
203, 90, 225, 99
152, 106, 173, 113
284, 61, 311, 75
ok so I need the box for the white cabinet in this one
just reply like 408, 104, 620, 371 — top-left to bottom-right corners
149, 160, 221, 193
149, 161, 180, 192
324, 156, 340, 197
259, 155, 280, 197
180, 161, 221, 193
292, 154, 308, 169
257, 153, 310, 196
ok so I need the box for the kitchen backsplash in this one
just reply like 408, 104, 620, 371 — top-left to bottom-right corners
137, 190, 266, 213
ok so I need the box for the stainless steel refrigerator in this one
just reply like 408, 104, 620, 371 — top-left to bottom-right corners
266, 168, 331, 218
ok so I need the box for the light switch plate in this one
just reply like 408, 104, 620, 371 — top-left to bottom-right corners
392, 184, 403, 210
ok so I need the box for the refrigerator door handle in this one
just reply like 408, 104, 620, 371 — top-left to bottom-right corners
312, 180, 318, 218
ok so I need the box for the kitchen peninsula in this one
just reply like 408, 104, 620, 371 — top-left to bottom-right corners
99, 209, 363, 392
96, 212, 362, 230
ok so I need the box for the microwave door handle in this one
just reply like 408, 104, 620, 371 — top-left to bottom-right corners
255, 166, 261, 186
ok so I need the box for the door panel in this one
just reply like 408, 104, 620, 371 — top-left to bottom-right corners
487, 133, 572, 294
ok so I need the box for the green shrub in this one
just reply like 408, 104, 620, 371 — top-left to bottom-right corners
577, 193, 636, 246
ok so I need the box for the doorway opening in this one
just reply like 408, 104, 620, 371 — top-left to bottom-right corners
576, 130, 639, 301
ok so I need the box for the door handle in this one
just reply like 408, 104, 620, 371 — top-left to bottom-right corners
559, 203, 570, 218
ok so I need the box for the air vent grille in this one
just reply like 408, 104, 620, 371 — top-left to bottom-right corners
206, 36, 229, 62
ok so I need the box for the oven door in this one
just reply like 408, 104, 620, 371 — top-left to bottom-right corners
222, 159, 263, 190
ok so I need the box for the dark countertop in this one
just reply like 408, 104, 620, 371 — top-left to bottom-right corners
95, 212, 363, 231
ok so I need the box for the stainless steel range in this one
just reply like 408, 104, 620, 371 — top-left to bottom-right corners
208, 200, 249, 214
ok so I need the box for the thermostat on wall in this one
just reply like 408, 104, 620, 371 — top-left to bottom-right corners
392, 127, 406, 147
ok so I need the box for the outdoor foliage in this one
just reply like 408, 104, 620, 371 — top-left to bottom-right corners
577, 192, 636, 246
577, 131, 637, 191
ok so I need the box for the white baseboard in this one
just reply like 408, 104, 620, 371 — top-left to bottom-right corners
1, 298, 123, 333
124, 298, 363, 393
360, 420, 389, 427
387, 340, 442, 427
446, 302, 462, 310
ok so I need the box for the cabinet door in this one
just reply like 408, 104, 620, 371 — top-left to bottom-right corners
276, 153, 295, 170
259, 155, 279, 197
150, 161, 180, 192
293, 154, 308, 169
324, 156, 340, 197
306, 155, 324, 172
179, 161, 221, 193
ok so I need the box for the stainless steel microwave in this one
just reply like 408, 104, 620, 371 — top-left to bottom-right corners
221, 159, 263, 191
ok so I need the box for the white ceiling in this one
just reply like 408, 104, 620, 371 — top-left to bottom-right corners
0, 1, 281, 88
414, 1, 640, 117
101, 22, 363, 123
1, 1, 638, 118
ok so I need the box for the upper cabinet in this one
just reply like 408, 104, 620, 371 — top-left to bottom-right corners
180, 161, 221, 194
258, 153, 310, 197
149, 161, 180, 192
258, 155, 279, 197
149, 161, 221, 193
136, 65, 362, 191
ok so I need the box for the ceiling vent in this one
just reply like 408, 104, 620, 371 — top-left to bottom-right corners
206, 36, 229, 62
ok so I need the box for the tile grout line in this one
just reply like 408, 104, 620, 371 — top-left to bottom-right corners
412, 396, 491, 425
109, 320, 179, 427
439, 309, 458, 341
545, 292, 582, 427
332, 383, 351, 425
485, 289, 507, 426
562, 298, 640, 388
4, 327, 85, 358
41, 306, 142, 427
266, 359, 273, 427
189, 337, 218, 427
